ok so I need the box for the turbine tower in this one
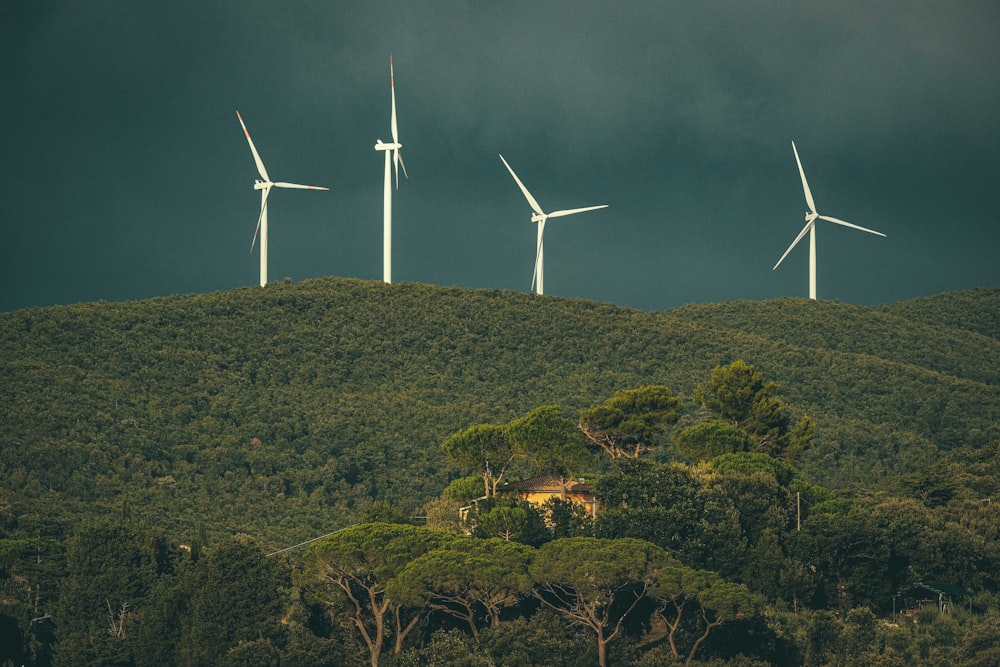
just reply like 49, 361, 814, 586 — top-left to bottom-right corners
499, 154, 608, 295
374, 55, 408, 284
237, 111, 329, 287
773, 141, 886, 300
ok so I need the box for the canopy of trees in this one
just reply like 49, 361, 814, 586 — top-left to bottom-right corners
0, 279, 997, 665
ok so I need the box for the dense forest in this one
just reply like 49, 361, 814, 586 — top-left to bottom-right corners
1, 279, 997, 665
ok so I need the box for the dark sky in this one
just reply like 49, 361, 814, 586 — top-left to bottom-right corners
2, 1, 997, 313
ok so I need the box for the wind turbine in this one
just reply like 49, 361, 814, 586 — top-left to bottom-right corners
236, 111, 329, 287
773, 141, 886, 300
374, 55, 408, 284
499, 154, 607, 295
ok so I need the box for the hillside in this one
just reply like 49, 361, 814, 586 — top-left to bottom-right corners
1, 279, 997, 551
878, 287, 1000, 340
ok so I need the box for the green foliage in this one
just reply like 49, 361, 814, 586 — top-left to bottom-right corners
542, 497, 594, 539
507, 405, 593, 479
472, 497, 548, 546
530, 537, 675, 667
710, 471, 795, 543
53, 519, 177, 666
301, 523, 455, 667
579, 385, 684, 458
395, 629, 496, 667
1, 279, 998, 665
419, 496, 464, 533
355, 499, 414, 525
674, 420, 755, 461
693, 360, 793, 456
390, 538, 533, 636
595, 458, 707, 557
180, 534, 288, 666
220, 639, 281, 667
879, 287, 1000, 341
442, 423, 514, 498
442, 474, 486, 503
0, 280, 996, 554
710, 452, 796, 487
478, 608, 597, 667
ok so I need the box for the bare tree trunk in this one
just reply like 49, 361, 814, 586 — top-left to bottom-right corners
685, 615, 723, 665
597, 627, 608, 667
106, 600, 130, 639
394, 604, 421, 655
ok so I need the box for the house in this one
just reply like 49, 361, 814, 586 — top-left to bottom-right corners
894, 581, 974, 619
495, 475, 599, 518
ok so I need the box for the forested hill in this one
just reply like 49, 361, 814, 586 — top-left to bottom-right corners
670, 292, 999, 385
1, 279, 997, 550
877, 287, 1000, 341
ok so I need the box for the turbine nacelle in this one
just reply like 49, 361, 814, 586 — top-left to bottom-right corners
254, 180, 271, 191
531, 213, 547, 224
374, 139, 400, 152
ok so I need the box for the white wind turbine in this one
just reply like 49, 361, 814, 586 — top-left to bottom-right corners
374, 55, 408, 284
499, 154, 608, 295
237, 111, 329, 287
773, 141, 886, 300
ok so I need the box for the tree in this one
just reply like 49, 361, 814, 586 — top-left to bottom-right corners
542, 497, 594, 539
443, 424, 516, 498
741, 528, 811, 611
396, 629, 497, 667
479, 608, 596, 667
578, 386, 683, 458
595, 458, 749, 577
789, 507, 890, 611
673, 420, 755, 462
507, 405, 592, 491
529, 537, 671, 667
594, 459, 704, 553
473, 497, 548, 546
687, 578, 757, 664
710, 452, 795, 487
390, 538, 533, 638
54, 520, 176, 667
301, 523, 454, 667
420, 496, 465, 533
180, 534, 288, 666
693, 361, 799, 457
712, 468, 795, 543
650, 564, 757, 665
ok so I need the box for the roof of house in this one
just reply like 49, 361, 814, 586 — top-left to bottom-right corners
496, 475, 594, 495
900, 581, 974, 598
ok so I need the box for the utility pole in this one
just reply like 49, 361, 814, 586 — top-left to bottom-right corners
796, 492, 801, 531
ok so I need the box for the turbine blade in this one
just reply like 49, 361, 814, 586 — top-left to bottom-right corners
396, 149, 409, 184
817, 215, 887, 237
772, 220, 814, 270
548, 204, 609, 218
250, 188, 272, 253
237, 111, 271, 183
792, 141, 817, 215
273, 182, 330, 191
390, 55, 399, 145
499, 154, 544, 216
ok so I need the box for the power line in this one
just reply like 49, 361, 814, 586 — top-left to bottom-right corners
266, 525, 355, 557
